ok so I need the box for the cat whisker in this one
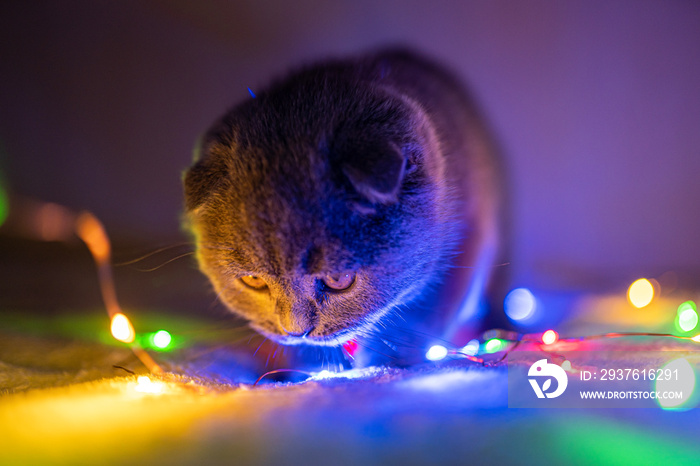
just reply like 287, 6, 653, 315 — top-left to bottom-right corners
252, 337, 269, 357
208, 285, 231, 311
270, 343, 282, 363
330, 349, 341, 372
386, 325, 452, 349
380, 338, 398, 351
353, 338, 396, 360
129, 251, 195, 272
362, 329, 421, 350
265, 341, 280, 367
360, 317, 449, 351
114, 242, 195, 267
247, 331, 267, 346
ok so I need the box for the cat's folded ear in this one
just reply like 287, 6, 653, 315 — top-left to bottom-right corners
183, 140, 228, 211
341, 141, 406, 205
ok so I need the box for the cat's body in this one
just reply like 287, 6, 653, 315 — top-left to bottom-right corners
184, 49, 503, 364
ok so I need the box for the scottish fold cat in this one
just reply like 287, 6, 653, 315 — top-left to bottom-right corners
184, 48, 504, 364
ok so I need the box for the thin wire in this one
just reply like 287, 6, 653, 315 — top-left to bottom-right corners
75, 211, 163, 374
253, 369, 312, 386
450, 331, 699, 368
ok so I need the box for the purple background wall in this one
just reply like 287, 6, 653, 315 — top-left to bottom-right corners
1, 0, 699, 291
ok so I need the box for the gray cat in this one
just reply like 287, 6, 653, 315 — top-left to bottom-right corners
184, 48, 503, 364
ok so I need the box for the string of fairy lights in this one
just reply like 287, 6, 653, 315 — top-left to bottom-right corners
102, 257, 700, 372
424, 278, 700, 364
104, 265, 700, 374
62, 207, 700, 410
12, 196, 695, 383
59, 203, 698, 406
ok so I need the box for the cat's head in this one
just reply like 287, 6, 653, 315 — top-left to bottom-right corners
183, 65, 451, 346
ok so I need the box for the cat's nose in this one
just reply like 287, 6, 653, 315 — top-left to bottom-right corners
278, 305, 316, 338
282, 326, 314, 338
277, 296, 318, 338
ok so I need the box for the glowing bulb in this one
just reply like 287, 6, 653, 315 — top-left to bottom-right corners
134, 376, 164, 394
342, 339, 358, 357
111, 313, 135, 343
628, 278, 654, 308
692, 335, 700, 343
426, 345, 448, 361
504, 287, 537, 321
152, 330, 172, 349
461, 339, 480, 356
542, 329, 558, 345
484, 338, 504, 353
309, 368, 372, 381
678, 309, 699, 333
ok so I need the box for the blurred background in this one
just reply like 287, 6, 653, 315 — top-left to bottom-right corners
1, 0, 699, 316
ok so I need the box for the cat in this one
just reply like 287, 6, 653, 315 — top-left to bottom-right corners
183, 48, 504, 365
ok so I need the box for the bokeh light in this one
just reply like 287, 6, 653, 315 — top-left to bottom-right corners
484, 338, 505, 353
342, 339, 359, 358
542, 329, 558, 345
134, 376, 164, 394
461, 339, 480, 356
426, 345, 448, 361
677, 308, 699, 333
627, 278, 654, 308
504, 287, 537, 322
152, 330, 172, 349
676, 301, 698, 333
110, 313, 135, 343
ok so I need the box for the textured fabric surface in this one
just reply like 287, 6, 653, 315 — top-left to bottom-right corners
1, 309, 699, 465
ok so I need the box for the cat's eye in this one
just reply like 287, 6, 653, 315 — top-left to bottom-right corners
240, 275, 267, 290
322, 272, 355, 291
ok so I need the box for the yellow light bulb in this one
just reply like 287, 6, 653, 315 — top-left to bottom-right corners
134, 376, 164, 394
111, 313, 135, 343
627, 278, 654, 308
542, 329, 558, 345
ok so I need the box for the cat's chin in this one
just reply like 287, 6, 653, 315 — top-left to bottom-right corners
255, 327, 360, 347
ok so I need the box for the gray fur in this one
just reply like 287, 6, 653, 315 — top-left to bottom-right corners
183, 48, 502, 350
